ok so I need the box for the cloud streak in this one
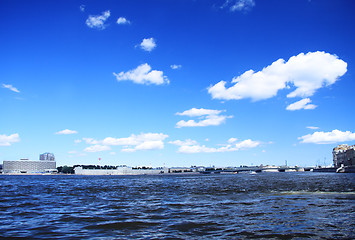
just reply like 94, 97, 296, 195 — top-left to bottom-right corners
170, 64, 182, 70
56, 129, 78, 135
2, 84, 20, 93
306, 126, 319, 130
175, 108, 232, 128
84, 145, 111, 152
221, 0, 255, 12
286, 98, 317, 111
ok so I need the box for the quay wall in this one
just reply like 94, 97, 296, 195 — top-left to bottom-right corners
74, 166, 167, 175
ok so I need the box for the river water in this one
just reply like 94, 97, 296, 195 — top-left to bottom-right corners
0, 172, 354, 239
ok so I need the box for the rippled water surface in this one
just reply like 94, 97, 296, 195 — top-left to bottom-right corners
0, 172, 354, 239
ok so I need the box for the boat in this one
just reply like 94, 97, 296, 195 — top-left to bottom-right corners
336, 166, 355, 173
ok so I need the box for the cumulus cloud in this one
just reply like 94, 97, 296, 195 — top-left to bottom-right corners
175, 108, 232, 128
2, 84, 20, 93
117, 17, 130, 25
170, 138, 260, 153
83, 133, 169, 153
0, 133, 20, 146
84, 145, 111, 152
86, 10, 110, 30
286, 98, 317, 111
140, 38, 156, 52
221, 0, 255, 12
79, 5, 85, 12
55, 129, 78, 135
170, 64, 182, 70
298, 129, 355, 144
113, 63, 169, 85
208, 51, 347, 102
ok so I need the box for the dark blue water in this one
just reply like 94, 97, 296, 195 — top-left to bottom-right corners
0, 172, 354, 239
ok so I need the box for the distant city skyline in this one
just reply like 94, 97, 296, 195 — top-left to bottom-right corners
1, 0, 355, 167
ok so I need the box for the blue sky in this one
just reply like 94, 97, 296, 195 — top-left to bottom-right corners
1, 0, 354, 167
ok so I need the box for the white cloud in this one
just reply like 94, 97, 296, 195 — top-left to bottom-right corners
56, 129, 78, 135
82, 138, 100, 144
103, 133, 168, 144
2, 84, 20, 93
234, 139, 260, 149
221, 0, 255, 12
79, 5, 85, 12
0, 133, 20, 146
208, 51, 347, 102
307, 126, 319, 130
170, 64, 182, 70
84, 145, 111, 152
298, 129, 355, 144
176, 108, 223, 117
178, 145, 221, 154
74, 139, 82, 144
286, 98, 317, 111
83, 133, 169, 153
228, 137, 238, 143
117, 17, 130, 25
113, 63, 169, 85
176, 115, 231, 128
231, 0, 255, 12
86, 10, 110, 30
170, 138, 260, 153
140, 38, 156, 52
169, 139, 198, 146
68, 150, 88, 157
135, 141, 164, 151
175, 108, 232, 128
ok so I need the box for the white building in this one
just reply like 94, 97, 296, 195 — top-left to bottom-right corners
333, 144, 355, 168
39, 152, 55, 161
2, 153, 57, 174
